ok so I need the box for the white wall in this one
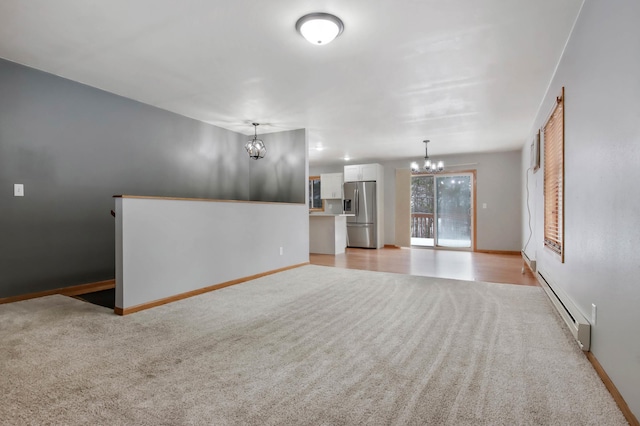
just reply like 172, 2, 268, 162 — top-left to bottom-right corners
521, 0, 640, 417
115, 197, 309, 310
312, 150, 522, 251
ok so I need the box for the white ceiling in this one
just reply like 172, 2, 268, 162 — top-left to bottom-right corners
0, 0, 583, 166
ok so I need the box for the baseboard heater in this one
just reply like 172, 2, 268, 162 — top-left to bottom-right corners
537, 270, 590, 351
521, 250, 536, 274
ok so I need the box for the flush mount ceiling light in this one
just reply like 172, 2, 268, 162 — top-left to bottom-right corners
245, 123, 266, 160
411, 140, 444, 173
296, 13, 344, 45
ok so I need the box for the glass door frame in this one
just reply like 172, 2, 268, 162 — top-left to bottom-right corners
410, 170, 476, 252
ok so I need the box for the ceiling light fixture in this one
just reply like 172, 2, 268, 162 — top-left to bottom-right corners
245, 123, 266, 160
296, 13, 344, 45
411, 140, 444, 173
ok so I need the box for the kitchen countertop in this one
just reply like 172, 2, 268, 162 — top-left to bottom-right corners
309, 212, 355, 217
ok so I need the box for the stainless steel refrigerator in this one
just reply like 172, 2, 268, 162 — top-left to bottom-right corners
343, 181, 377, 248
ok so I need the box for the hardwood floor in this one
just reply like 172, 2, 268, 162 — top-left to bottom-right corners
310, 247, 538, 286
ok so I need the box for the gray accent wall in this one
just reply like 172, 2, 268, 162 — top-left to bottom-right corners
249, 129, 306, 203
0, 59, 306, 298
311, 150, 522, 251
521, 0, 640, 418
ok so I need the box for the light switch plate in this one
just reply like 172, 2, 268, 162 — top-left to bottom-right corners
14, 184, 24, 197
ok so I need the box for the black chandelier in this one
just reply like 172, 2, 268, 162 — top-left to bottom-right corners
245, 123, 266, 160
411, 139, 444, 173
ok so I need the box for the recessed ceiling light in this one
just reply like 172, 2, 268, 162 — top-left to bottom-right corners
296, 13, 344, 45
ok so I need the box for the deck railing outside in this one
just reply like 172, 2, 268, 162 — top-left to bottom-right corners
411, 213, 434, 238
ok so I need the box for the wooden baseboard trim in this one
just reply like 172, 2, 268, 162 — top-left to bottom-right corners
0, 279, 116, 305
586, 351, 639, 426
114, 262, 310, 316
475, 249, 521, 255
61, 280, 116, 296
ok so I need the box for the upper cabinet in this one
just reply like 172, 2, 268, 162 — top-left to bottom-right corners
320, 173, 343, 199
344, 163, 383, 182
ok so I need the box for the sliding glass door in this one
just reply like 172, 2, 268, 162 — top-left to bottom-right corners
410, 175, 435, 247
435, 175, 472, 248
411, 172, 474, 250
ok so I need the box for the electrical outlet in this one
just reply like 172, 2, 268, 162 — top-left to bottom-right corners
482, 203, 487, 209
591, 304, 597, 325
279, 247, 283, 256
14, 184, 24, 197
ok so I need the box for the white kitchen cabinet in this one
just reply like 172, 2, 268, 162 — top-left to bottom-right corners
320, 173, 343, 199
344, 166, 360, 182
344, 163, 382, 182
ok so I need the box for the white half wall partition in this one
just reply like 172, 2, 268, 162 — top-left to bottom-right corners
114, 196, 309, 313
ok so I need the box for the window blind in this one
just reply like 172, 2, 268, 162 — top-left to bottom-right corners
543, 88, 564, 261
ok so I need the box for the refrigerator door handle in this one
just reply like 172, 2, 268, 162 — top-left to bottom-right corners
355, 188, 360, 217
352, 188, 357, 217
353, 188, 357, 217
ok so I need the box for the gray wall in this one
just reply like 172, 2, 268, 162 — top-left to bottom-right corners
312, 150, 522, 251
250, 129, 306, 203
521, 0, 640, 417
0, 59, 306, 298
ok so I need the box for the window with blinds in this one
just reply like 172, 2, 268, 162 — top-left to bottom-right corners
543, 88, 564, 261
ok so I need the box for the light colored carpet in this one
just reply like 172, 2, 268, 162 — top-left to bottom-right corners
0, 265, 627, 425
